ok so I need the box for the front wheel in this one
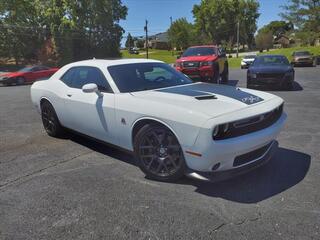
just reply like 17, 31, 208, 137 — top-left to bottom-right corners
221, 63, 229, 84
134, 124, 186, 182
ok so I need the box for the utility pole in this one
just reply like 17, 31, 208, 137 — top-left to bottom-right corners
236, 21, 240, 58
144, 20, 149, 59
170, 16, 173, 56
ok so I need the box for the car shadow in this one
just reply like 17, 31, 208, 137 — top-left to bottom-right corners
175, 147, 310, 203
67, 132, 310, 203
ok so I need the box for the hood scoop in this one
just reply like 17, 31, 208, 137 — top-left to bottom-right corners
194, 94, 217, 100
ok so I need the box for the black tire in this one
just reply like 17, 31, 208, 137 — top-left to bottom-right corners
221, 63, 229, 84
41, 101, 65, 137
16, 77, 25, 85
134, 123, 186, 182
211, 63, 220, 83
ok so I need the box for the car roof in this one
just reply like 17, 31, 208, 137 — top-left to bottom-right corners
256, 54, 286, 58
188, 45, 218, 48
64, 58, 163, 68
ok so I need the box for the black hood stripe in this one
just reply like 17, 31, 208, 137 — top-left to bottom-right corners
156, 83, 264, 105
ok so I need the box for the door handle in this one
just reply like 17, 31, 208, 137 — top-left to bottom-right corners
67, 94, 72, 97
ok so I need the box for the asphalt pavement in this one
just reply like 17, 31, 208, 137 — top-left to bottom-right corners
0, 67, 319, 240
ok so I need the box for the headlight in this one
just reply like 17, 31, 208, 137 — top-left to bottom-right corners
175, 62, 182, 68
212, 123, 230, 140
250, 73, 257, 78
201, 61, 213, 67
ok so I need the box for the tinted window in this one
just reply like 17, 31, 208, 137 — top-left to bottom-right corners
61, 67, 112, 92
253, 56, 290, 66
108, 62, 192, 93
293, 51, 311, 56
182, 47, 216, 57
18, 67, 33, 72
38, 66, 50, 71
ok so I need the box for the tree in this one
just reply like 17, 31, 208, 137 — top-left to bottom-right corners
125, 33, 134, 48
0, 0, 46, 64
258, 21, 293, 36
255, 31, 273, 51
0, 0, 128, 65
192, 0, 260, 50
280, 0, 320, 45
168, 18, 195, 50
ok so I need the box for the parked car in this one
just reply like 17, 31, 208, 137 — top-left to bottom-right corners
241, 55, 257, 69
0, 65, 59, 86
31, 59, 286, 182
291, 50, 315, 67
129, 47, 139, 54
247, 55, 294, 90
175, 45, 229, 84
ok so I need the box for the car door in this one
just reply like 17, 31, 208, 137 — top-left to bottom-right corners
61, 66, 116, 144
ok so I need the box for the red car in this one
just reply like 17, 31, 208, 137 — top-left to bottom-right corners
0, 65, 59, 86
175, 45, 229, 84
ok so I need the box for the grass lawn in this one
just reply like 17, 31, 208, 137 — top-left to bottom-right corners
122, 46, 320, 68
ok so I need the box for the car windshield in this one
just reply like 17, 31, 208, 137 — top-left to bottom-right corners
294, 51, 311, 56
108, 62, 193, 93
244, 55, 256, 59
182, 47, 216, 57
18, 67, 33, 72
253, 56, 290, 66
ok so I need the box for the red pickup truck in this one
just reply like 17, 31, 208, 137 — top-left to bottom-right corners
175, 45, 229, 84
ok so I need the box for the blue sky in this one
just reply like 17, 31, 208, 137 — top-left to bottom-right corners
120, 0, 287, 45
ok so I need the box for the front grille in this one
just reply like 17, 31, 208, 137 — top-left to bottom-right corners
258, 73, 284, 79
214, 104, 283, 140
233, 142, 272, 167
183, 61, 200, 68
298, 58, 311, 61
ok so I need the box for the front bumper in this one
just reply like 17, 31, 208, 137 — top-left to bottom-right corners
247, 75, 293, 88
292, 59, 313, 65
186, 141, 277, 182
182, 112, 286, 174
176, 66, 214, 80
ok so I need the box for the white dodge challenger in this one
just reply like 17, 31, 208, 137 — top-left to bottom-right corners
31, 59, 286, 182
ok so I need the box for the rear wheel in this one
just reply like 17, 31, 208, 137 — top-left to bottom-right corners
16, 77, 25, 85
41, 101, 65, 137
134, 123, 186, 182
211, 63, 220, 83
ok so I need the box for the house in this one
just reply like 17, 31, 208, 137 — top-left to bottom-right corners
144, 32, 170, 50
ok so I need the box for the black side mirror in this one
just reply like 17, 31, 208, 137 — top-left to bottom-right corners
177, 55, 181, 59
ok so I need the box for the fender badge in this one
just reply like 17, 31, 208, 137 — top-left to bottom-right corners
121, 118, 126, 125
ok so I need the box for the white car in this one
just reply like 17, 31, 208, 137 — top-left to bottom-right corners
241, 55, 257, 69
31, 59, 286, 182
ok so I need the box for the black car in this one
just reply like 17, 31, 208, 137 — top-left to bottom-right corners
247, 55, 294, 90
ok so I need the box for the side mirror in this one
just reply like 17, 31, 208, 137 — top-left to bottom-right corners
82, 83, 103, 97
177, 55, 181, 59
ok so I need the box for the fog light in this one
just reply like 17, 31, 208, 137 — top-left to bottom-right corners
212, 163, 220, 171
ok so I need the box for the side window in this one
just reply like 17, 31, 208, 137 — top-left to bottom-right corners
60, 68, 76, 87
61, 67, 112, 93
